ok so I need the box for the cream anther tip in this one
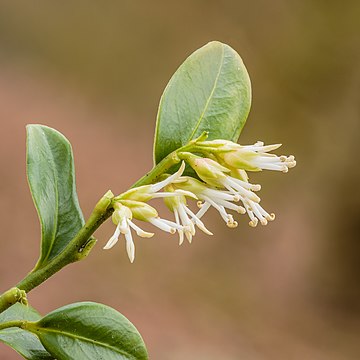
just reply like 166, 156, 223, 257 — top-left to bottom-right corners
249, 219, 258, 227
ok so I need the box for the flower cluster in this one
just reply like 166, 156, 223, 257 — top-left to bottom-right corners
105, 140, 296, 262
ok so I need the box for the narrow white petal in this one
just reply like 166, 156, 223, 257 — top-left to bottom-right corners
151, 189, 197, 200
185, 231, 193, 243
103, 223, 121, 249
178, 203, 195, 236
128, 220, 154, 238
125, 230, 135, 263
174, 189, 198, 199
150, 161, 186, 192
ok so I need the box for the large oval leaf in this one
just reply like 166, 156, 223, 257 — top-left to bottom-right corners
26, 125, 85, 270
29, 302, 148, 360
0, 303, 54, 359
154, 41, 252, 164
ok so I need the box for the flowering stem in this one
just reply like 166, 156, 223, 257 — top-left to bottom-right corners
0, 132, 210, 315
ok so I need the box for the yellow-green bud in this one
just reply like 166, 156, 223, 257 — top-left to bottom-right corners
186, 155, 230, 187
120, 200, 158, 221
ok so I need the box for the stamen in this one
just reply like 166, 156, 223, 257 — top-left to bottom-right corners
184, 206, 213, 235
203, 188, 240, 202
150, 161, 185, 192
203, 195, 233, 224
215, 198, 246, 214
226, 215, 238, 228
195, 202, 211, 220
224, 179, 260, 203
244, 204, 258, 227
251, 202, 268, 225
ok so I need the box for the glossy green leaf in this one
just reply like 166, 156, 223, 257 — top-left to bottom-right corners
154, 41, 252, 164
29, 302, 148, 360
0, 303, 54, 359
26, 125, 85, 270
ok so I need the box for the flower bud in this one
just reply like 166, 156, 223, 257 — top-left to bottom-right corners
186, 155, 230, 187
120, 200, 158, 221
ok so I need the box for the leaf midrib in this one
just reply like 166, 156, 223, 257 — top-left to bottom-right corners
187, 44, 225, 142
40, 130, 60, 265
36, 327, 138, 360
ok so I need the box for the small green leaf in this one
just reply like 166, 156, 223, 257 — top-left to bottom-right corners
0, 303, 54, 359
29, 302, 148, 360
26, 125, 85, 270
154, 41, 252, 164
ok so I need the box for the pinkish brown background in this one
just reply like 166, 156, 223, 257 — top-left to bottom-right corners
1, 1, 360, 359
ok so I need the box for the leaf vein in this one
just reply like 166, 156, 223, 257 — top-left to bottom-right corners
187, 44, 225, 141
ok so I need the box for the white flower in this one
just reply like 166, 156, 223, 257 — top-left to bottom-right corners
105, 138, 296, 262
105, 200, 187, 262
163, 184, 212, 245
104, 203, 154, 263
198, 140, 296, 172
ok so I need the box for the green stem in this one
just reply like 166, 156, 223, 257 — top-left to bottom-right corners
0, 191, 114, 315
16, 193, 114, 294
0, 132, 209, 314
0, 320, 26, 331
0, 288, 27, 313
131, 131, 209, 188
131, 150, 181, 188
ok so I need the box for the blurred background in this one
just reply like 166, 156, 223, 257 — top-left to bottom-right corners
0, 1, 359, 359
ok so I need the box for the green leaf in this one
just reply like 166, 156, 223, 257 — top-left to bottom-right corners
26, 125, 85, 270
154, 41, 252, 164
29, 302, 148, 360
0, 303, 54, 359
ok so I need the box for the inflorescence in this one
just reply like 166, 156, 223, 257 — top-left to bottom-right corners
104, 139, 296, 262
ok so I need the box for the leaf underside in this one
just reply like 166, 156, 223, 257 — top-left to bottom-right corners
26, 125, 85, 270
0, 303, 54, 359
